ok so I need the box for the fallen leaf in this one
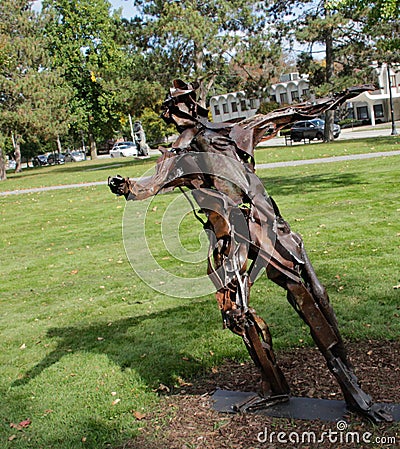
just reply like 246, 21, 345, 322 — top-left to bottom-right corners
19, 343, 26, 350
176, 376, 192, 387
82, 436, 87, 442
112, 398, 121, 405
10, 419, 31, 431
8, 435, 17, 441
19, 419, 31, 428
70, 269, 78, 275
133, 410, 146, 420
155, 383, 170, 393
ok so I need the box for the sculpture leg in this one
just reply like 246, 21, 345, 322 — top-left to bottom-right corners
283, 276, 392, 423
216, 287, 290, 401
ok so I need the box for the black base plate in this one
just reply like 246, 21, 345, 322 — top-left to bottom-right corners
211, 389, 400, 422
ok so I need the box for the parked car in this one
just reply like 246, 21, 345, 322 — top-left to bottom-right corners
32, 154, 48, 167
47, 153, 65, 165
7, 159, 16, 170
290, 119, 341, 142
65, 151, 85, 162
110, 141, 138, 158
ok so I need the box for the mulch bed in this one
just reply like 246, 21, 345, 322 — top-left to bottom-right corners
117, 340, 400, 449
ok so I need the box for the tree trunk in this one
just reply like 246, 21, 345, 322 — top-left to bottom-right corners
194, 47, 207, 107
324, 109, 335, 142
88, 131, 97, 159
0, 148, 7, 181
12, 133, 22, 173
56, 134, 62, 153
324, 11, 335, 142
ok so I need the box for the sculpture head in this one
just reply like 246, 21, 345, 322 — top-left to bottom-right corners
161, 79, 208, 131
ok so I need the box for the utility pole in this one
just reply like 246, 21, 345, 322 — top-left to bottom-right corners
387, 63, 398, 136
129, 113, 135, 142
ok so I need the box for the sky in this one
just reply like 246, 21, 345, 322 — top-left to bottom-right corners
32, 0, 138, 19
108, 0, 137, 18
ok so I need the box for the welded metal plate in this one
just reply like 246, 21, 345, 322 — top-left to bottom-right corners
211, 389, 400, 422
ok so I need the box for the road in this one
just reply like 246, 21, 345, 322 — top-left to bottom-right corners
258, 121, 399, 147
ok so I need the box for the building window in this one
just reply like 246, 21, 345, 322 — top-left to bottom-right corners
291, 90, 299, 102
270, 94, 277, 103
222, 103, 229, 114
373, 104, 384, 118
214, 105, 220, 116
279, 92, 288, 104
231, 102, 238, 113
302, 89, 310, 98
250, 98, 258, 109
240, 100, 247, 111
357, 106, 369, 120
390, 75, 396, 88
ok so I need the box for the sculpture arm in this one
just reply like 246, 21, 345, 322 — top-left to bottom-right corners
108, 173, 190, 201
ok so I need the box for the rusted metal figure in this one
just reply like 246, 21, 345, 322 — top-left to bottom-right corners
108, 80, 392, 423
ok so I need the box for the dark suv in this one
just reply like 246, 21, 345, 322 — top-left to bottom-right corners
290, 118, 341, 142
47, 153, 65, 165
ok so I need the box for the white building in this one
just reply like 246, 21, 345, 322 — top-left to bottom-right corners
209, 91, 261, 123
346, 63, 400, 125
209, 67, 400, 126
209, 73, 310, 122
268, 72, 311, 105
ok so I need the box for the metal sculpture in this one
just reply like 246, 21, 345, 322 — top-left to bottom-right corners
133, 120, 149, 156
108, 80, 392, 423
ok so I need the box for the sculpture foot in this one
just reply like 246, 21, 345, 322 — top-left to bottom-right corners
349, 403, 393, 424
233, 393, 290, 413
329, 357, 393, 423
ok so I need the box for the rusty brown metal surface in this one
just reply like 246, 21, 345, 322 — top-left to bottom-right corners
108, 80, 392, 423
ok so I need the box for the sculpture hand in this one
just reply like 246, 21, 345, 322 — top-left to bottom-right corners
108, 175, 131, 198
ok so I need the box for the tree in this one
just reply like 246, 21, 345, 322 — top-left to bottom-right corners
330, 0, 399, 21
268, 0, 376, 141
42, 0, 131, 159
0, 0, 73, 176
131, 0, 281, 105
0, 134, 7, 181
330, 0, 400, 60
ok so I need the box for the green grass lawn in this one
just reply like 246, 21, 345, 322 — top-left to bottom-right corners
0, 155, 159, 192
1, 138, 399, 448
255, 135, 400, 164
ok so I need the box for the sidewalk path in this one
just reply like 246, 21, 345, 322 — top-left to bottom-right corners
0, 181, 106, 197
1, 150, 400, 197
256, 149, 400, 169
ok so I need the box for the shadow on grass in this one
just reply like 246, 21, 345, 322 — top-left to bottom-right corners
12, 299, 222, 389
260, 171, 364, 197
12, 279, 399, 393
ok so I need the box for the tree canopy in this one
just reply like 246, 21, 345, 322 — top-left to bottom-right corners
130, 0, 281, 103
0, 0, 398, 178
0, 0, 72, 175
